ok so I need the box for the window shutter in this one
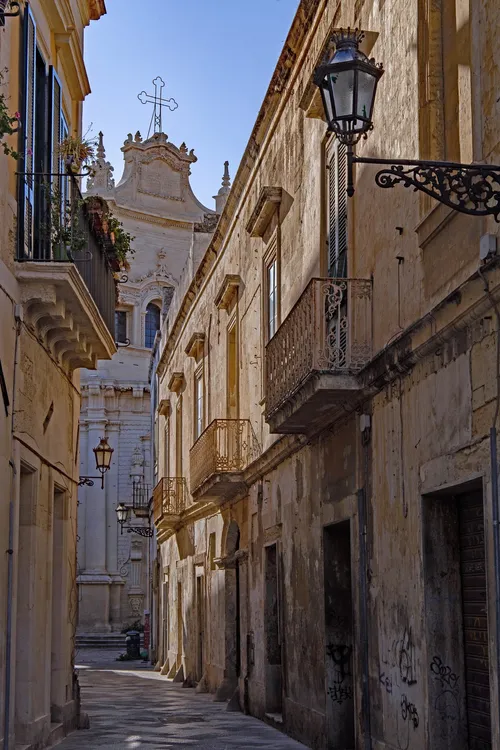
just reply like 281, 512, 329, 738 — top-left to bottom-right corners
19, 5, 36, 259
50, 68, 62, 175
327, 140, 348, 278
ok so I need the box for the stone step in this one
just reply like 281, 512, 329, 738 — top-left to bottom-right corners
76, 633, 144, 649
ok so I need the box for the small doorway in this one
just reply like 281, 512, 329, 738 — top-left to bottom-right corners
162, 580, 169, 665
264, 543, 282, 715
176, 581, 183, 670
457, 490, 492, 748
196, 573, 205, 682
323, 521, 355, 749
424, 484, 492, 749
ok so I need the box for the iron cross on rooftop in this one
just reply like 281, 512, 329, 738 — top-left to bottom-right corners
137, 77, 178, 137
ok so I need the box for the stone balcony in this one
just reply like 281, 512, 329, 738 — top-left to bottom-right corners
153, 478, 187, 533
15, 174, 116, 372
190, 419, 260, 504
265, 278, 372, 434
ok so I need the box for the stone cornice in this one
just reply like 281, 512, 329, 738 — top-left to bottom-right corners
246, 187, 283, 237
55, 29, 91, 101
106, 201, 194, 231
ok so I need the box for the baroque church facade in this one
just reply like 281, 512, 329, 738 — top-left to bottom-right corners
77, 129, 222, 633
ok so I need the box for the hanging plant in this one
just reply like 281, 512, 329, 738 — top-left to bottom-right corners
0, 69, 20, 160
57, 134, 96, 172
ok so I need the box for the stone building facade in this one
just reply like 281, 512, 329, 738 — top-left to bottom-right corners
152, 1, 500, 749
77, 131, 218, 633
0, 2, 113, 748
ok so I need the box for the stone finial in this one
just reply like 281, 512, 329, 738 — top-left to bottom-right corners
86, 131, 115, 193
135, 131, 143, 143
214, 160, 231, 213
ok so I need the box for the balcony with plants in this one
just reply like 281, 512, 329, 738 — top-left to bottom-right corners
265, 277, 373, 434
15, 136, 134, 372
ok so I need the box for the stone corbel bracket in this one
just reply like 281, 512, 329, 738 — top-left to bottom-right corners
17, 263, 116, 373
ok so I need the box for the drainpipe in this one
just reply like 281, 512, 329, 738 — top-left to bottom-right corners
4, 307, 22, 750
478, 266, 500, 728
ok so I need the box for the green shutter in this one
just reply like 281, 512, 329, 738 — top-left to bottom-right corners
327, 140, 348, 278
19, 4, 36, 259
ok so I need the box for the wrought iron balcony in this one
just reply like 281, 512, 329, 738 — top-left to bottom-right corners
153, 477, 187, 531
265, 277, 372, 434
14, 173, 116, 371
190, 419, 260, 504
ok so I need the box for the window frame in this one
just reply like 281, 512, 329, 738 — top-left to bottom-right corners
263, 230, 280, 343
193, 366, 204, 441
115, 310, 128, 344
144, 302, 161, 349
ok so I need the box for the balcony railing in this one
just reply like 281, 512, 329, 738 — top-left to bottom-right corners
153, 478, 187, 526
190, 419, 260, 498
16, 173, 116, 339
265, 278, 372, 420
132, 483, 151, 519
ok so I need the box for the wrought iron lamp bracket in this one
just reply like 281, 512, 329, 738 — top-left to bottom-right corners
124, 526, 154, 538
0, 2, 20, 25
346, 146, 500, 221
78, 475, 105, 489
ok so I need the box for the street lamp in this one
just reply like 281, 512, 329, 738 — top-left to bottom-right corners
115, 502, 154, 538
79, 437, 114, 490
314, 28, 500, 220
0, 1, 20, 26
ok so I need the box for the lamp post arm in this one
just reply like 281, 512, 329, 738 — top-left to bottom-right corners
78, 475, 105, 489
347, 152, 500, 220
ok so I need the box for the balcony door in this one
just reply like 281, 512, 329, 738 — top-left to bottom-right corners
226, 321, 240, 468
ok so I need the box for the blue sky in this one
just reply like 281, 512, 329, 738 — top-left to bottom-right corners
83, 0, 300, 209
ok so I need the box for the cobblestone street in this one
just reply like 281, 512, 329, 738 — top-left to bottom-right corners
55, 650, 309, 749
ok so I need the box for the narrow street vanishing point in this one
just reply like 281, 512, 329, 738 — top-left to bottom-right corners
55, 650, 309, 750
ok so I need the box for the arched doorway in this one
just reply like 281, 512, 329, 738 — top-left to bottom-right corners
215, 520, 241, 702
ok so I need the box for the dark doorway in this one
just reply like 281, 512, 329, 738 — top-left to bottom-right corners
264, 543, 282, 714
457, 490, 492, 749
162, 581, 169, 666
323, 521, 355, 749
196, 574, 205, 681
424, 485, 491, 749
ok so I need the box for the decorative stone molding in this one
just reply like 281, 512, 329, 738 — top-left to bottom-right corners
214, 274, 242, 311
158, 398, 171, 417
246, 187, 282, 237
168, 372, 185, 394
185, 332, 205, 361
214, 549, 249, 570
16, 262, 116, 372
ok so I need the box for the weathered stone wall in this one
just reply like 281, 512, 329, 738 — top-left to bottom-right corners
153, 0, 500, 748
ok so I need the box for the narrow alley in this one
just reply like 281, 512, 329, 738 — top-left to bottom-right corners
56, 650, 309, 750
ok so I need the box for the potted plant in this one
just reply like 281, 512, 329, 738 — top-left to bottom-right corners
0, 69, 20, 159
57, 134, 96, 173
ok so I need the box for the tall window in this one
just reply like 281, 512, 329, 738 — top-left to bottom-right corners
145, 303, 160, 348
326, 139, 348, 278
267, 259, 278, 339
194, 370, 204, 440
115, 311, 127, 344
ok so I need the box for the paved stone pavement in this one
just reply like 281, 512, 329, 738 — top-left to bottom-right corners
55, 649, 310, 749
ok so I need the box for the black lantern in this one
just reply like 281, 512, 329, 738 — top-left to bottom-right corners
0, 1, 20, 26
116, 503, 129, 526
93, 438, 114, 474
79, 437, 113, 489
314, 28, 384, 145
313, 28, 500, 218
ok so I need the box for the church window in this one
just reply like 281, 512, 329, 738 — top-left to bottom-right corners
115, 311, 127, 344
145, 303, 161, 348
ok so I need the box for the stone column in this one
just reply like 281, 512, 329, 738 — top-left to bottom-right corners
105, 421, 124, 630
77, 419, 112, 632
